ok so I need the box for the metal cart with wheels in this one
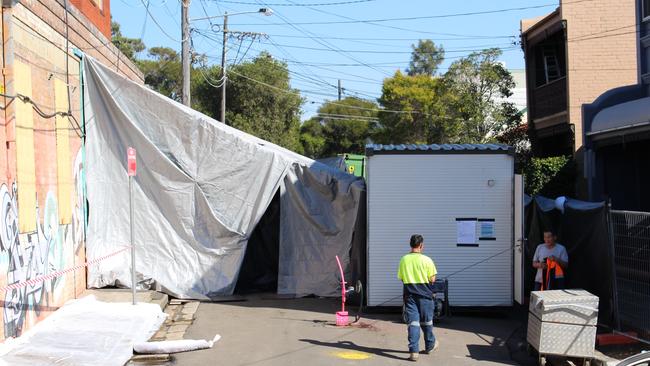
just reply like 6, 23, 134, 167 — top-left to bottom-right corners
526, 290, 599, 366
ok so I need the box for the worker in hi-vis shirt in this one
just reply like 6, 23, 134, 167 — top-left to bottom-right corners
397, 234, 440, 362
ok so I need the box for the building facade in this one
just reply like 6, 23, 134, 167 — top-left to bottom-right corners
583, 0, 650, 211
520, 0, 637, 163
0, 0, 142, 339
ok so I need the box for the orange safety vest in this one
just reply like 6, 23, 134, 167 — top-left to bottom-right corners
541, 257, 565, 291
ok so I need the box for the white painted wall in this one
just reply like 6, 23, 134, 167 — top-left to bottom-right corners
367, 153, 514, 307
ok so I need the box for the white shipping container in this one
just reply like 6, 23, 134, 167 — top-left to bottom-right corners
366, 144, 515, 307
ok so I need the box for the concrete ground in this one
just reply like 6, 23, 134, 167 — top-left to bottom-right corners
173, 295, 521, 366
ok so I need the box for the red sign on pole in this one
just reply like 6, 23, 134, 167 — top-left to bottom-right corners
127, 147, 137, 176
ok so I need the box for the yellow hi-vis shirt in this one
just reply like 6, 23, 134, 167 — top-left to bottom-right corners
398, 253, 437, 297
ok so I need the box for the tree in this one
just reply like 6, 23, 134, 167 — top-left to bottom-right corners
406, 40, 445, 77
193, 53, 304, 152
443, 48, 519, 143
301, 97, 378, 158
137, 47, 183, 101
111, 21, 145, 62
299, 119, 326, 159
375, 71, 460, 144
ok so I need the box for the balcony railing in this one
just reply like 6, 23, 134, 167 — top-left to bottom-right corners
531, 77, 567, 120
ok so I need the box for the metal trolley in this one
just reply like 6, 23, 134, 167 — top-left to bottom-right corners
527, 290, 599, 366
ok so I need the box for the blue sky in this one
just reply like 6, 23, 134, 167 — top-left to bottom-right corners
111, 0, 559, 117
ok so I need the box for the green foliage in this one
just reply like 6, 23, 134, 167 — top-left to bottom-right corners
524, 156, 575, 197
137, 47, 182, 101
443, 48, 519, 143
111, 21, 145, 62
299, 119, 326, 159
194, 53, 304, 152
375, 71, 459, 144
374, 47, 520, 146
301, 97, 378, 158
407, 40, 445, 76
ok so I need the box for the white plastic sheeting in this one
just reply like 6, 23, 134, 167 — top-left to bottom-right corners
133, 334, 221, 354
83, 57, 363, 299
0, 296, 165, 366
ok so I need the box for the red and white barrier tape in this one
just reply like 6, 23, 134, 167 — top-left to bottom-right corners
0, 246, 131, 293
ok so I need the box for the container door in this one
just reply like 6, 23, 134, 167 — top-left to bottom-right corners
514, 174, 525, 305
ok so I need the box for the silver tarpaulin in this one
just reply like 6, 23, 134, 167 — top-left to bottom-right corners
83, 57, 363, 299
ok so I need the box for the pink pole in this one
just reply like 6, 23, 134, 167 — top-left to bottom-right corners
335, 255, 346, 312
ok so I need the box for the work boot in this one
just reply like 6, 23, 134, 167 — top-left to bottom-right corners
408, 352, 419, 361
423, 339, 440, 354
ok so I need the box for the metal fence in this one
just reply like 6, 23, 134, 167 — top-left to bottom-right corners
609, 210, 650, 337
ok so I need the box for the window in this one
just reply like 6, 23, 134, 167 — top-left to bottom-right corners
532, 33, 567, 87
89, 0, 104, 11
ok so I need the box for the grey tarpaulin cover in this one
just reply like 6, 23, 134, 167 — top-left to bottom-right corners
83, 56, 364, 299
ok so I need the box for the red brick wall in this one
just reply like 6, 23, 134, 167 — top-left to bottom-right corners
69, 0, 110, 39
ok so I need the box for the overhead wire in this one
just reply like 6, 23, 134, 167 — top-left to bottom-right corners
253, 0, 393, 77
229, 1, 595, 26
215, 0, 375, 6
139, 0, 189, 43
253, 41, 518, 54
139, 0, 151, 40
226, 68, 434, 115
196, 38, 385, 96
193, 27, 342, 93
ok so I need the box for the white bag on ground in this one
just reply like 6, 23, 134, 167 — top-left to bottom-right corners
133, 334, 221, 354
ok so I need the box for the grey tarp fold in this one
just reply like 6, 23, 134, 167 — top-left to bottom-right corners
83, 57, 363, 298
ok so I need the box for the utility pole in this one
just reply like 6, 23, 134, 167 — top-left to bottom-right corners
181, 0, 191, 107
338, 79, 342, 101
191, 8, 272, 122
220, 13, 229, 123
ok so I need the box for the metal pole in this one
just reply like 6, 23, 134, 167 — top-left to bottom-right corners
220, 13, 228, 124
607, 200, 621, 330
130, 175, 136, 305
181, 0, 191, 106
338, 79, 342, 101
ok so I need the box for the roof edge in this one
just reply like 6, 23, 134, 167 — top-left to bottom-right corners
366, 144, 515, 156
521, 9, 561, 37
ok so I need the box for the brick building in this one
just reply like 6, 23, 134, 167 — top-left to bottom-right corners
0, 0, 142, 339
520, 0, 637, 196
583, 0, 650, 211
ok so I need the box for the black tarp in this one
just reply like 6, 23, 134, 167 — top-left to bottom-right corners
236, 189, 368, 295
524, 196, 614, 325
236, 192, 281, 293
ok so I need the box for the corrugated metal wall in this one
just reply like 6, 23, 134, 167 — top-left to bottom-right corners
367, 154, 514, 307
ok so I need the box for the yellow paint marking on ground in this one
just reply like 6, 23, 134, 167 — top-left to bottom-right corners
332, 351, 372, 360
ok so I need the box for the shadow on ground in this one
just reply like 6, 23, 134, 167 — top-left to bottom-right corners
299, 339, 410, 361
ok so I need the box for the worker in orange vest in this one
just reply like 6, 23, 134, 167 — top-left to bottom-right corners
532, 230, 569, 291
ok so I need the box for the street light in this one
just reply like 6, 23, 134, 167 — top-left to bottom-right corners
190, 8, 273, 123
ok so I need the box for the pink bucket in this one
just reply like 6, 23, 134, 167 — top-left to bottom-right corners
336, 311, 349, 326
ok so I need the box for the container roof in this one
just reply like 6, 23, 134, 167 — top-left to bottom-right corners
366, 143, 514, 155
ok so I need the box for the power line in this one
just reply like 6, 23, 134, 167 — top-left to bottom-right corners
227, 68, 434, 115
139, 0, 150, 40
254, 0, 393, 77
317, 113, 378, 119
216, 0, 375, 5
139, 0, 188, 43
280, 0, 513, 43
257, 33, 517, 42
228, 2, 592, 26
255, 40, 517, 54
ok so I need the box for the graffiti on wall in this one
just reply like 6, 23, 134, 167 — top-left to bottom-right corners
0, 151, 85, 338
